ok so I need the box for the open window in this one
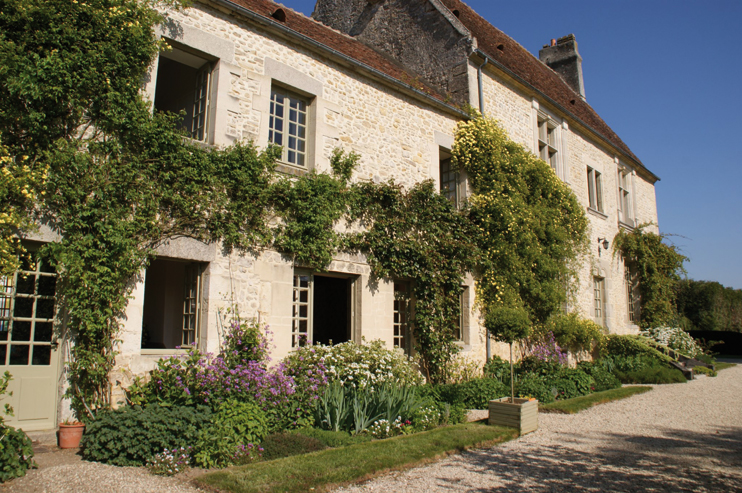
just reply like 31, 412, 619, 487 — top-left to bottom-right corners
154, 42, 215, 142
587, 166, 604, 213
291, 271, 355, 347
393, 281, 412, 354
593, 276, 606, 327
141, 258, 204, 350
269, 86, 311, 168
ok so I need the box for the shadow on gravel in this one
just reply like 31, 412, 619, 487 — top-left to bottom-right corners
430, 426, 742, 493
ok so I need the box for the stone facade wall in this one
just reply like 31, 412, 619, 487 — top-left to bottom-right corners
112, 2, 479, 396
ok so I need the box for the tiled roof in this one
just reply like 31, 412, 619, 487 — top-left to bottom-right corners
439, 0, 650, 173
224, 0, 450, 103
220, 0, 653, 177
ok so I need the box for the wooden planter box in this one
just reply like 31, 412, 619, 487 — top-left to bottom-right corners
488, 397, 538, 436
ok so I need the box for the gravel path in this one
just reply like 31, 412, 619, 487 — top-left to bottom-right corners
3, 364, 740, 493
337, 364, 742, 493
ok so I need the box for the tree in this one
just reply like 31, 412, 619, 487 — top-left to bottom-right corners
484, 306, 530, 402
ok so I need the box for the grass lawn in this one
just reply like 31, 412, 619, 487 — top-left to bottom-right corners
539, 386, 652, 414
196, 422, 517, 493
715, 361, 737, 371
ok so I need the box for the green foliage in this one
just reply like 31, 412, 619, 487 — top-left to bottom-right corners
540, 386, 651, 414
614, 365, 686, 384
692, 365, 716, 377
602, 334, 674, 365
347, 181, 478, 383
515, 374, 554, 403
541, 313, 606, 354
260, 432, 326, 461
676, 279, 742, 332
613, 225, 687, 328
484, 306, 531, 345
576, 361, 621, 392
80, 404, 211, 466
456, 378, 509, 410
0, 372, 35, 483
290, 428, 371, 448
483, 355, 511, 382
452, 115, 588, 323
193, 399, 269, 468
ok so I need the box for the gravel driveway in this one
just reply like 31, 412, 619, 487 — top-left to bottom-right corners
337, 363, 742, 493
3, 364, 740, 493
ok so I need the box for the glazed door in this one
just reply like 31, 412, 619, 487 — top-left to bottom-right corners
0, 256, 60, 431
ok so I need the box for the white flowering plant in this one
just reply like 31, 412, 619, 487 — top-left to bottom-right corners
284, 339, 423, 390
368, 416, 408, 439
641, 327, 703, 358
146, 447, 190, 476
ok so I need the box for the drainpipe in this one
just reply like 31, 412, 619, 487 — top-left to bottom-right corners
476, 51, 491, 361
476, 52, 488, 116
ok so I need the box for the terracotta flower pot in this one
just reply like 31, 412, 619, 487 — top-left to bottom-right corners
58, 422, 85, 449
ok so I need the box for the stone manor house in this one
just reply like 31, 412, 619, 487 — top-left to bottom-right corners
2, 0, 659, 430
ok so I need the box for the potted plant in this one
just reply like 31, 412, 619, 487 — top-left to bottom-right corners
58, 418, 85, 449
484, 306, 538, 435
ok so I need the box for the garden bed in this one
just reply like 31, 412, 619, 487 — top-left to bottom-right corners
195, 422, 516, 493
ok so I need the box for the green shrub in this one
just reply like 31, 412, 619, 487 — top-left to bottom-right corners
0, 425, 35, 483
551, 369, 594, 400
284, 340, 423, 390
577, 361, 621, 392
0, 371, 35, 483
603, 334, 673, 364
515, 374, 555, 404
81, 405, 211, 466
260, 432, 326, 461
692, 365, 717, 377
482, 356, 511, 382
457, 378, 508, 409
193, 399, 269, 468
542, 313, 605, 353
615, 365, 686, 384
290, 428, 371, 448
518, 356, 563, 377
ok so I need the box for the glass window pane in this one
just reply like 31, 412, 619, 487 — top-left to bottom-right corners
32, 345, 51, 366
38, 276, 56, 296
299, 290, 308, 303
288, 150, 296, 164
0, 322, 8, 340
296, 153, 304, 167
0, 344, 5, 365
13, 297, 33, 318
9, 344, 29, 365
36, 299, 55, 319
11, 321, 31, 341
16, 275, 34, 295
34, 322, 53, 342
299, 305, 307, 318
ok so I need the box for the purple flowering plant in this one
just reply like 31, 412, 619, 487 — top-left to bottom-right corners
127, 317, 327, 432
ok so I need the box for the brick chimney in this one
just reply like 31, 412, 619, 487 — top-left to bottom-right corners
539, 34, 585, 100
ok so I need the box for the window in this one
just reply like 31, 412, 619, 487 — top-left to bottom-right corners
587, 167, 603, 213
625, 264, 639, 324
0, 255, 56, 366
537, 115, 559, 170
452, 286, 469, 342
439, 157, 458, 205
393, 282, 411, 354
593, 276, 605, 326
618, 167, 634, 226
154, 43, 215, 142
142, 258, 204, 350
292, 271, 355, 348
270, 87, 309, 167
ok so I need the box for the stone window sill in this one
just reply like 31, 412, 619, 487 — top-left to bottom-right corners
275, 162, 312, 177
587, 207, 608, 220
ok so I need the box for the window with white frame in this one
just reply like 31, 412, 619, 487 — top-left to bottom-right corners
269, 87, 309, 168
537, 115, 559, 170
587, 167, 604, 213
154, 43, 215, 142
625, 264, 639, 324
452, 286, 469, 342
617, 167, 634, 226
0, 254, 57, 366
439, 157, 458, 205
393, 281, 411, 354
142, 258, 204, 350
292, 271, 354, 348
593, 276, 606, 327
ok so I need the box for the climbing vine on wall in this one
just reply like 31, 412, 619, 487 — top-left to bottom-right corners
613, 224, 687, 329
451, 114, 589, 325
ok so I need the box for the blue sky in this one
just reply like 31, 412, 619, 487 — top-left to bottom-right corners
277, 0, 742, 289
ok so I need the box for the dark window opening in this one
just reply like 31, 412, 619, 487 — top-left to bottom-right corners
312, 275, 350, 346
154, 44, 213, 141
142, 258, 203, 350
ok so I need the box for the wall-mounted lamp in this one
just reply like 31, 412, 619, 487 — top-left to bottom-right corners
597, 237, 609, 257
